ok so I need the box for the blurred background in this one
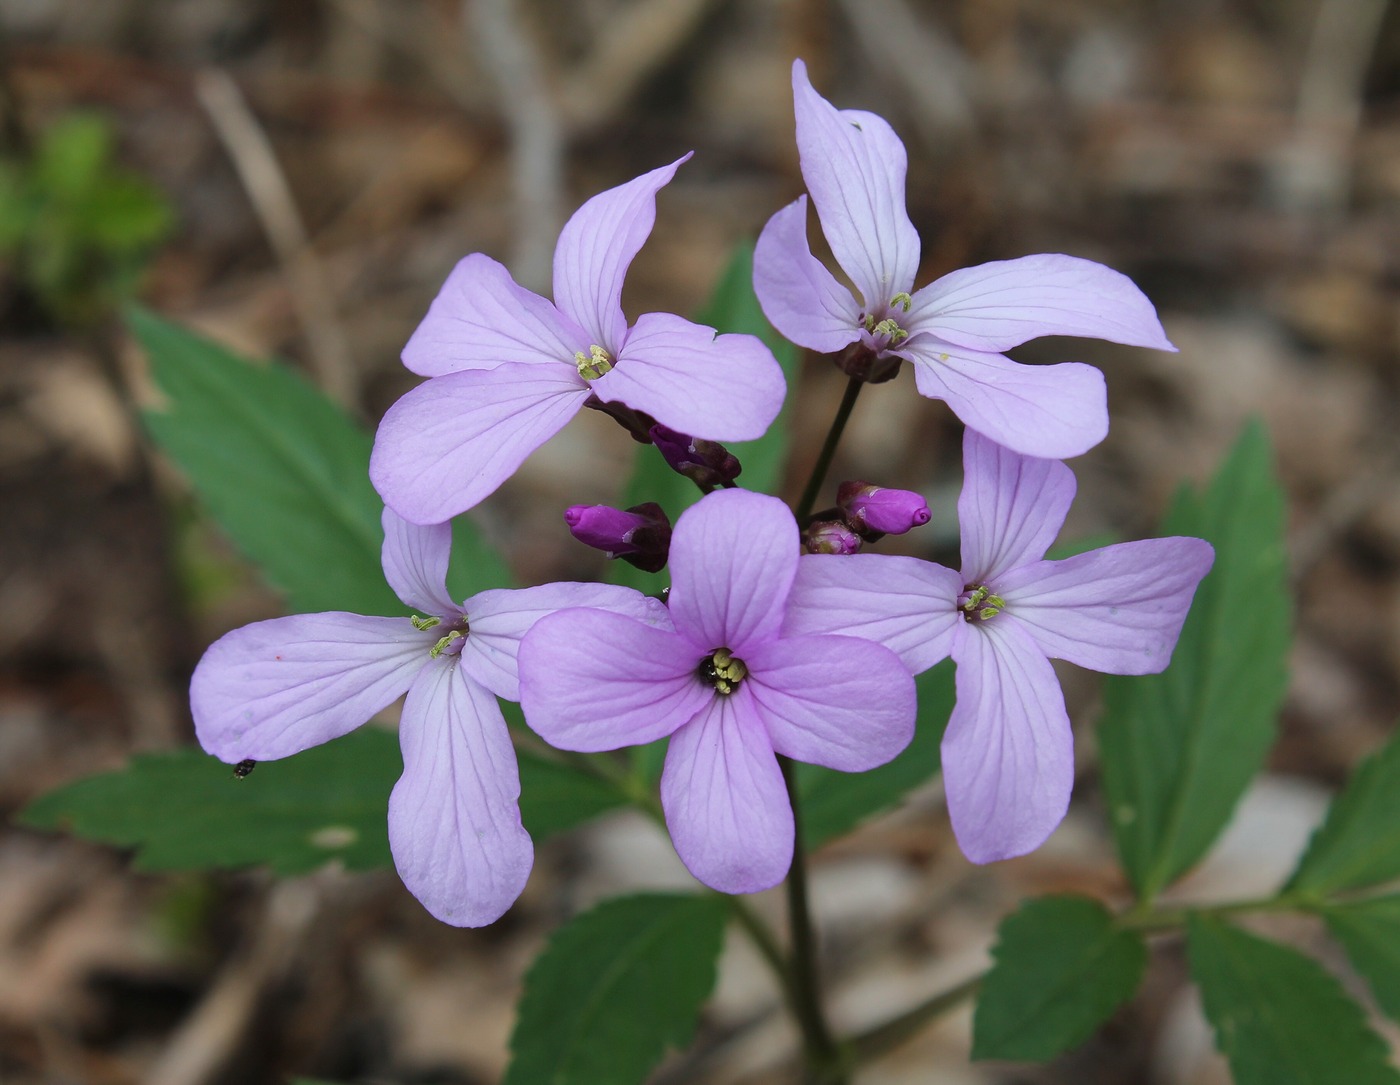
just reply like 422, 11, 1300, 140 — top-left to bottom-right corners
2, 0, 1399, 1081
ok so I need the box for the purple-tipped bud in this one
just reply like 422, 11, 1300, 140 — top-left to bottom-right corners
649, 424, 742, 491
837, 481, 932, 538
563, 502, 672, 573
802, 519, 863, 555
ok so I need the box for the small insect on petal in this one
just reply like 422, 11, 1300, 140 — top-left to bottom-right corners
233, 759, 257, 779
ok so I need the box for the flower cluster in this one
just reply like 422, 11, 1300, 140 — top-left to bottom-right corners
191, 57, 1211, 926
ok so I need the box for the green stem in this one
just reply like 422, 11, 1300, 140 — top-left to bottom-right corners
846, 973, 983, 1065
795, 376, 863, 521
779, 756, 845, 1083
1117, 891, 1312, 933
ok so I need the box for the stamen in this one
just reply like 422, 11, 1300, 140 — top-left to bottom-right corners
430, 629, 466, 658
871, 317, 909, 345
699, 647, 748, 695
410, 615, 441, 631
890, 291, 913, 312
959, 584, 1005, 623
575, 344, 614, 380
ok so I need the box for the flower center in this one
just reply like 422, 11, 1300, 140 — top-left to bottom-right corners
413, 614, 470, 658
698, 647, 747, 695
859, 292, 913, 348
958, 584, 1005, 623
574, 344, 615, 380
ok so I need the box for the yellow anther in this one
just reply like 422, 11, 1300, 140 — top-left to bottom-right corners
429, 630, 465, 658
574, 344, 614, 380
410, 615, 441, 631
891, 292, 913, 312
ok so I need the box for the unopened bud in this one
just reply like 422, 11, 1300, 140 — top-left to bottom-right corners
802, 519, 863, 555
837, 481, 931, 538
563, 502, 672, 573
649, 424, 742, 491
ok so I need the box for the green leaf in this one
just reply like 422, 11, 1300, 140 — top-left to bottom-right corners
516, 749, 628, 840
504, 893, 727, 1085
798, 659, 955, 848
1098, 421, 1290, 899
1287, 731, 1400, 896
972, 896, 1147, 1061
131, 309, 508, 615
19, 729, 401, 875
1323, 895, 1400, 1022
1188, 916, 1400, 1085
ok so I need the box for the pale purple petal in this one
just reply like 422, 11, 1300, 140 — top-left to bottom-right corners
744, 635, 916, 771
593, 313, 785, 442
459, 583, 669, 701
389, 659, 532, 927
381, 507, 455, 615
792, 60, 919, 308
906, 253, 1176, 354
905, 339, 1108, 460
957, 428, 1077, 583
370, 362, 588, 525
661, 693, 793, 893
552, 154, 692, 349
943, 620, 1073, 863
401, 254, 591, 377
783, 553, 963, 675
518, 608, 710, 751
752, 196, 863, 354
999, 538, 1214, 674
667, 489, 799, 655
192, 613, 429, 763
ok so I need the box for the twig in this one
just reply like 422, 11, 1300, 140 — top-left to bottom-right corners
145, 877, 324, 1085
1272, 0, 1389, 215
463, 0, 563, 291
194, 68, 358, 407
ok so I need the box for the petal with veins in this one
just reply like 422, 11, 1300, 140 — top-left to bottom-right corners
753, 196, 863, 354
402, 253, 590, 377
381, 507, 455, 616
907, 253, 1176, 354
596, 312, 786, 442
999, 538, 1214, 674
744, 635, 916, 771
956, 429, 1077, 583
389, 660, 533, 927
661, 693, 793, 893
192, 613, 430, 763
783, 553, 963, 675
552, 155, 692, 350
370, 362, 588, 525
943, 620, 1073, 863
518, 608, 709, 751
667, 489, 799, 656
905, 340, 1108, 461
461, 584, 668, 701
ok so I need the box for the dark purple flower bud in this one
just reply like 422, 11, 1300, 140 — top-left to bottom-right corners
649, 424, 742, 491
802, 519, 863, 555
563, 502, 672, 573
837, 481, 931, 538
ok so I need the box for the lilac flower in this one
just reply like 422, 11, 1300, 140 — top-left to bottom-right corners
753, 59, 1175, 460
517, 489, 917, 893
784, 430, 1213, 862
191, 508, 663, 926
564, 501, 672, 572
371, 157, 787, 524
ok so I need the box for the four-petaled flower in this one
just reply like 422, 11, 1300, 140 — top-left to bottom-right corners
371, 156, 787, 525
191, 508, 663, 926
753, 59, 1176, 460
517, 489, 917, 893
784, 430, 1214, 863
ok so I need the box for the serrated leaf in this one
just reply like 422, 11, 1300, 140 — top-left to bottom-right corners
1188, 916, 1400, 1085
1323, 895, 1400, 1022
797, 659, 954, 848
1287, 731, 1400, 896
130, 309, 508, 616
19, 728, 401, 875
504, 893, 727, 1085
516, 749, 628, 839
1098, 421, 1290, 898
972, 895, 1146, 1061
